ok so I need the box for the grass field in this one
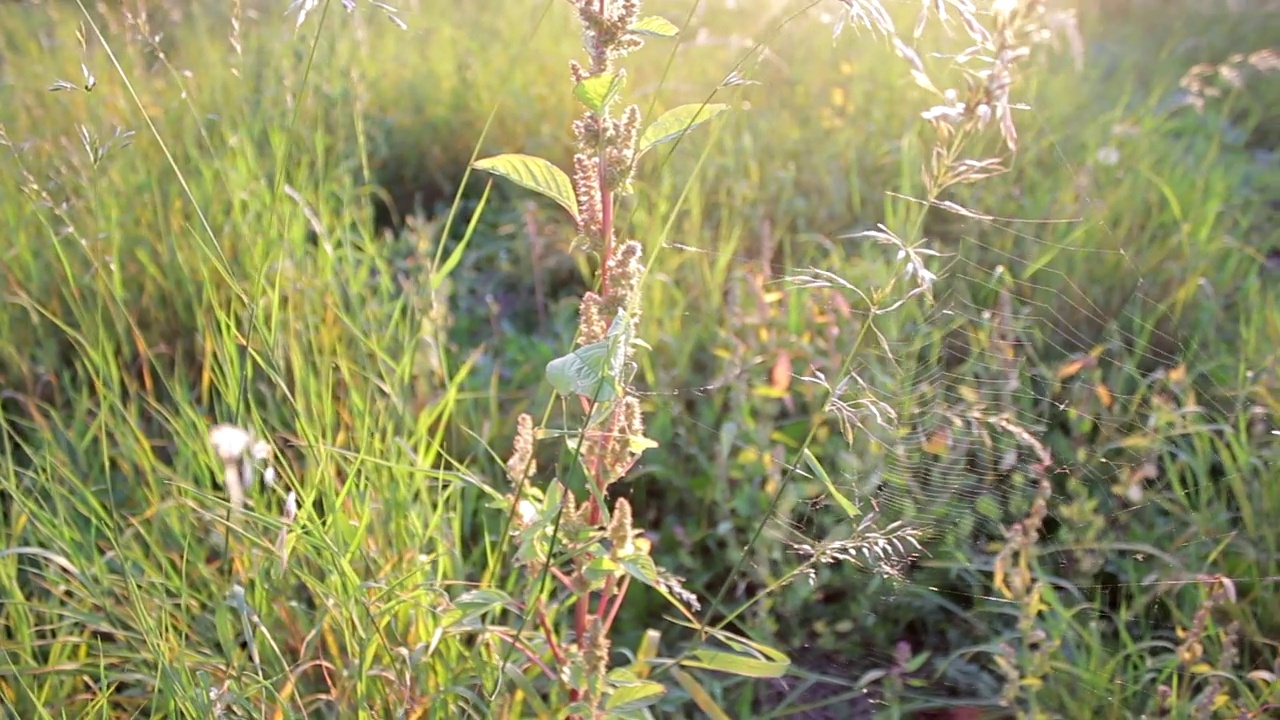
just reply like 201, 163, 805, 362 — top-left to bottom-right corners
2, 0, 1280, 717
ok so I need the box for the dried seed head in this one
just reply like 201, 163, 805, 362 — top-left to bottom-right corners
505, 413, 537, 482
608, 496, 634, 555
581, 615, 611, 682
578, 292, 608, 345
603, 240, 645, 318
572, 152, 603, 241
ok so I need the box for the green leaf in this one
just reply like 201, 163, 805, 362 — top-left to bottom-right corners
665, 619, 791, 679
670, 668, 732, 720
432, 180, 490, 290
472, 153, 578, 221
682, 649, 788, 679
585, 556, 622, 583
453, 589, 518, 612
631, 629, 662, 677
619, 554, 661, 587
441, 589, 520, 629
574, 72, 626, 114
605, 678, 666, 711
637, 103, 729, 156
628, 15, 679, 37
502, 663, 553, 716
801, 448, 860, 518
902, 650, 932, 674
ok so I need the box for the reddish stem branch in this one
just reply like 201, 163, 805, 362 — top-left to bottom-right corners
550, 566, 575, 590
601, 574, 630, 637
598, 159, 614, 298
490, 629, 558, 682
595, 575, 617, 625
567, 32, 619, 708
574, 569, 591, 680
537, 608, 568, 669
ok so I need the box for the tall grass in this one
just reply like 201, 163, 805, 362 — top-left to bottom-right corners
2, 0, 1279, 717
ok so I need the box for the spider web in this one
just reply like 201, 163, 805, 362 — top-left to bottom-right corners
635, 190, 1272, 713
581, 1, 1280, 714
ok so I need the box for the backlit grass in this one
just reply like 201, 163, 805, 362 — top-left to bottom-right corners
2, 0, 1279, 717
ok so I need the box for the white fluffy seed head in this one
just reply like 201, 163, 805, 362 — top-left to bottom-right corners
209, 424, 253, 464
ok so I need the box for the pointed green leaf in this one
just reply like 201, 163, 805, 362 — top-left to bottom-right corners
472, 153, 578, 220
441, 589, 520, 629
632, 629, 662, 677
585, 556, 622, 583
574, 72, 626, 114
628, 15, 679, 38
801, 448, 860, 518
619, 554, 661, 587
433, 180, 491, 290
902, 650, 932, 674
670, 668, 732, 720
638, 104, 729, 156
682, 649, 788, 679
453, 589, 518, 612
665, 618, 792, 674
605, 678, 666, 711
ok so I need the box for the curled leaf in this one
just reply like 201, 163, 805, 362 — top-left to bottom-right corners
473, 153, 578, 221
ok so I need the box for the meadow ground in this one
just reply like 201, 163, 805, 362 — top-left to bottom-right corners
2, 0, 1280, 718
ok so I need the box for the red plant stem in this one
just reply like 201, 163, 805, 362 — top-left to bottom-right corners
595, 575, 617, 625
537, 608, 568, 669
598, 156, 614, 297
575, 575, 591, 657
569, 578, 594, 704
490, 629, 559, 682
600, 574, 630, 637
550, 566, 575, 590
587, 417, 618, 528
568, 44, 615, 708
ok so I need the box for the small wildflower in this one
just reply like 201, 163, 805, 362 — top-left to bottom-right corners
1095, 145, 1120, 166
209, 424, 252, 464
